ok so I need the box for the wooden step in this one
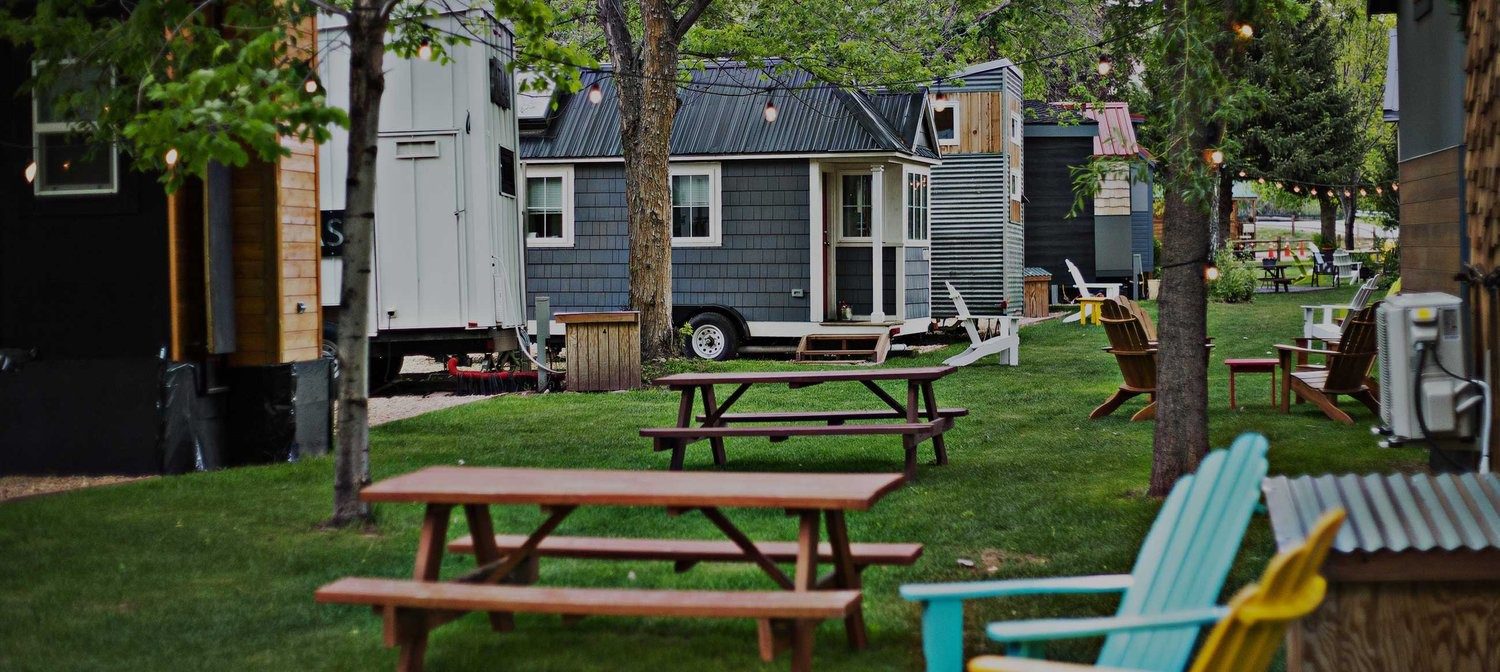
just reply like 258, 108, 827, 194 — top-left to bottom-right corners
315, 577, 859, 619
697, 408, 968, 424
795, 333, 891, 364
641, 421, 942, 443
446, 535, 923, 566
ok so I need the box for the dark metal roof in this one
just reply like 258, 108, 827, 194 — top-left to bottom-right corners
1023, 100, 1095, 126
1263, 472, 1500, 555
521, 64, 935, 160
1023, 267, 1053, 277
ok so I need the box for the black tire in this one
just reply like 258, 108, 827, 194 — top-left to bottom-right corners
685, 313, 738, 361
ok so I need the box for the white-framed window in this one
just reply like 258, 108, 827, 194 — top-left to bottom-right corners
905, 170, 929, 241
523, 165, 574, 247
31, 63, 117, 196
1010, 113, 1022, 144
840, 173, 873, 239
1012, 171, 1023, 202
933, 100, 960, 146
670, 163, 721, 247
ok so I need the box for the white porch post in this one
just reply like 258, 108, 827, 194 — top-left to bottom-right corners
869, 165, 886, 321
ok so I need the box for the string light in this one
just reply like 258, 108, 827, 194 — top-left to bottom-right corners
164, 148, 179, 167
1275, 181, 1283, 189
1234, 22, 1255, 40
1293, 185, 1301, 193
762, 97, 779, 123
1257, 177, 1265, 184
586, 82, 603, 105
1376, 186, 1383, 194
1238, 170, 1247, 178
1343, 189, 1352, 197
1359, 188, 1367, 197
1096, 56, 1114, 76
1206, 149, 1225, 166
417, 39, 433, 61
304, 76, 319, 94
24, 161, 37, 184
1205, 262, 1221, 282
1391, 182, 1399, 192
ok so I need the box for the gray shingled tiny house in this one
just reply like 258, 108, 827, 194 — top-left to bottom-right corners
520, 64, 940, 359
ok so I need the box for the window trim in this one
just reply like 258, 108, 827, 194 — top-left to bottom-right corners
31, 60, 118, 197
522, 164, 574, 248
904, 167, 930, 245
1012, 170, 1023, 202
836, 171, 875, 243
669, 162, 722, 248
932, 100, 960, 147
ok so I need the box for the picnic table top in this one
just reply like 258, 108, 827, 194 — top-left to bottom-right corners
361, 466, 905, 510
653, 366, 955, 387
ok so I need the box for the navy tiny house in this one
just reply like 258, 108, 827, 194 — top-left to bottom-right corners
519, 64, 941, 359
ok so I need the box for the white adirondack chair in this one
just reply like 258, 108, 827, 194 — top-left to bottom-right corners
1331, 249, 1363, 286
1063, 259, 1122, 324
944, 281, 1019, 366
1303, 274, 1381, 342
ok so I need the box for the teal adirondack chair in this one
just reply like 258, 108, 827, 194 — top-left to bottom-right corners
899, 433, 1269, 672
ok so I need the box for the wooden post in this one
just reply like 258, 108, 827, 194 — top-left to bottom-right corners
869, 165, 886, 322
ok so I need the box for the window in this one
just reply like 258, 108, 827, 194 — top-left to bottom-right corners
670, 163, 721, 246
933, 102, 959, 146
841, 174, 873, 238
1010, 115, 1022, 144
906, 172, 929, 241
499, 147, 516, 197
523, 165, 573, 247
31, 64, 116, 196
1012, 171, 1023, 202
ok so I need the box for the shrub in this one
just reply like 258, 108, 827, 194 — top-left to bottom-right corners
1208, 251, 1258, 303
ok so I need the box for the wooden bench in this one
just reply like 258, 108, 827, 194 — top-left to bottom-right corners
447, 534, 923, 576
695, 408, 968, 425
316, 578, 859, 671
641, 419, 953, 475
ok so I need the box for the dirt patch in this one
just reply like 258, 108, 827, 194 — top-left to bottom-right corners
979, 548, 1049, 570
0, 475, 151, 503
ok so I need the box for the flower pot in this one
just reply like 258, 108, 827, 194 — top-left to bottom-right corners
1147, 279, 1162, 300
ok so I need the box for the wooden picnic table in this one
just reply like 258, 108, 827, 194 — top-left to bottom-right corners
317, 467, 915, 672
644, 366, 963, 476
1261, 263, 1293, 293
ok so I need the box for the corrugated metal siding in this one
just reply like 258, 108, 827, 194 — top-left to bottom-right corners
1263, 473, 1500, 555
525, 160, 811, 322
904, 247, 930, 318
834, 246, 897, 316
930, 153, 1010, 316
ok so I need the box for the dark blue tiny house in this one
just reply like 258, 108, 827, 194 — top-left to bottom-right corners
519, 64, 940, 359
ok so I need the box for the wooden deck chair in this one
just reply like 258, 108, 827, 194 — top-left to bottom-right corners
967, 509, 1346, 672
944, 282, 1020, 367
1275, 304, 1381, 424
1301, 274, 1380, 343
1063, 259, 1122, 324
1092, 297, 1158, 421
901, 433, 1270, 672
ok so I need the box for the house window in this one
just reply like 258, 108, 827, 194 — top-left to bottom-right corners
933, 101, 959, 146
499, 147, 516, 197
906, 173, 929, 240
1012, 171, 1023, 202
1010, 114, 1022, 144
670, 163, 721, 246
32, 64, 117, 196
841, 174, 873, 238
523, 165, 573, 247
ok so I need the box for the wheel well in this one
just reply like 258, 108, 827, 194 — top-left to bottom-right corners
674, 305, 749, 340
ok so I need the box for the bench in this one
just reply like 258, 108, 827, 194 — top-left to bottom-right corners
316, 578, 859, 671
641, 419, 953, 475
695, 408, 968, 425
447, 534, 923, 576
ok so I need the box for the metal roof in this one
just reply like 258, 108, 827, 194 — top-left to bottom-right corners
1024, 267, 1053, 277
1263, 472, 1500, 555
521, 64, 936, 160
1022, 100, 1094, 126
1077, 102, 1140, 157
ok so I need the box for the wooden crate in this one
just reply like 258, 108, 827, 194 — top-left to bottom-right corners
1022, 272, 1051, 318
556, 312, 641, 392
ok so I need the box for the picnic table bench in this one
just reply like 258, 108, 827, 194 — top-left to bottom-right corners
644, 367, 963, 477
315, 467, 916, 672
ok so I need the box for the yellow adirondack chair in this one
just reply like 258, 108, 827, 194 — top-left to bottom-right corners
967, 509, 1346, 672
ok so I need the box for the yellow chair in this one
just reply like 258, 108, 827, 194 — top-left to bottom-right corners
968, 509, 1346, 672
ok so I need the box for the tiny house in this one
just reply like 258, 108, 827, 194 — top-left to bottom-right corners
519, 64, 940, 359
927, 59, 1027, 317
317, 8, 527, 379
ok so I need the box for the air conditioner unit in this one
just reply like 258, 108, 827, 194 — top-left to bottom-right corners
1378, 292, 1472, 442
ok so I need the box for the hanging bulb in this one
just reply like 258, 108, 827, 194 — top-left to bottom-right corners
417, 39, 433, 61
763, 98, 779, 123
1309, 187, 1318, 196
1359, 188, 1368, 197
1391, 182, 1399, 192
304, 76, 319, 94
24, 161, 37, 184
1237, 170, 1247, 178
1275, 181, 1284, 189
1376, 186, 1384, 194
1343, 189, 1352, 197
1205, 262, 1221, 282
586, 82, 603, 105
1235, 22, 1255, 40
164, 148, 179, 167
1096, 56, 1114, 77
1206, 149, 1225, 166
1257, 177, 1266, 184
1292, 185, 1301, 193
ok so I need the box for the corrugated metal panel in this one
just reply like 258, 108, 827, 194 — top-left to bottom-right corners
522, 65, 923, 160
1079, 103, 1139, 157
1263, 473, 1500, 554
935, 59, 1015, 92
930, 153, 1010, 316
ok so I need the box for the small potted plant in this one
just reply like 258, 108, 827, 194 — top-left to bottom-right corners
837, 299, 853, 321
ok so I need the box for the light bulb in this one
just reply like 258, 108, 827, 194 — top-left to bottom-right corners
1257, 177, 1266, 184
1310, 188, 1319, 196
1236, 23, 1254, 39
1275, 182, 1283, 189
165, 148, 179, 167
1359, 188, 1367, 197
1376, 186, 1383, 194
763, 99, 779, 123
1209, 149, 1225, 165
1096, 57, 1113, 76
1391, 182, 1399, 192
304, 77, 318, 94
24, 161, 37, 184
417, 40, 432, 61
1292, 185, 1301, 193
1343, 189, 1352, 197
586, 83, 602, 105
1205, 264, 1221, 282
1238, 170, 1247, 178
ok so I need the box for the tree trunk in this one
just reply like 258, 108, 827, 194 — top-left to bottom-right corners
1215, 168, 1234, 248
1343, 192, 1357, 250
1151, 185, 1212, 496
329, 2, 389, 528
1318, 193, 1338, 247
600, 0, 680, 361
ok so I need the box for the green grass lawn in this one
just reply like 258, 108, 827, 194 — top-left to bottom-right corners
0, 288, 1420, 671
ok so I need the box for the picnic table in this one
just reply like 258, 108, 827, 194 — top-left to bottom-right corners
315, 467, 918, 672
643, 366, 964, 477
1261, 263, 1293, 293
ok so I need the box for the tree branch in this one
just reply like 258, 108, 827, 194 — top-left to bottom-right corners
304, 0, 349, 16
595, 0, 637, 70
673, 0, 713, 41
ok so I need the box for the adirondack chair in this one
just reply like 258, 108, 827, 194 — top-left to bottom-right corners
1276, 303, 1381, 424
944, 282, 1020, 367
1330, 250, 1363, 286
900, 433, 1270, 672
1092, 297, 1158, 421
1063, 259, 1122, 324
967, 509, 1346, 672
1301, 275, 1380, 343
1307, 249, 1338, 287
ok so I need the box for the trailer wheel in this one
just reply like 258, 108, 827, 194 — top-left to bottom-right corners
685, 313, 738, 361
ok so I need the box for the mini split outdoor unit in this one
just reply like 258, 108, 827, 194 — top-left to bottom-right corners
1376, 293, 1479, 444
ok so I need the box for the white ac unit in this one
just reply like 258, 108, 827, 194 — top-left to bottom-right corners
1378, 293, 1472, 442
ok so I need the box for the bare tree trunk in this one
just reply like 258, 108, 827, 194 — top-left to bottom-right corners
1343, 191, 1357, 250
329, 1, 389, 528
1318, 193, 1338, 247
1151, 186, 1212, 496
598, 0, 686, 361
1215, 168, 1233, 249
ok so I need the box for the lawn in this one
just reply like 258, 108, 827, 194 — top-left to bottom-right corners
0, 288, 1420, 671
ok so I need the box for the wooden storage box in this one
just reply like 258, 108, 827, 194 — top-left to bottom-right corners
556, 311, 641, 392
1022, 268, 1052, 319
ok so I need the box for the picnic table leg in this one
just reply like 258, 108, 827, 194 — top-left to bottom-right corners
791, 510, 821, 672
388, 504, 452, 672
904, 383, 920, 477
825, 510, 867, 650
921, 382, 948, 466
670, 386, 696, 470
462, 504, 523, 632
700, 384, 728, 466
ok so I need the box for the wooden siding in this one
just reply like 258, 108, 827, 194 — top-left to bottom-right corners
1464, 0, 1498, 471
1399, 147, 1464, 294
937, 92, 1004, 155
1095, 171, 1131, 216
1289, 581, 1500, 671
278, 134, 321, 362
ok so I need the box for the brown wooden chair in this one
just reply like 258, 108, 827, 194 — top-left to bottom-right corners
1092, 297, 1160, 421
1274, 304, 1381, 424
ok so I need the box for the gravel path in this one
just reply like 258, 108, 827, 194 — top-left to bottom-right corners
369, 392, 497, 426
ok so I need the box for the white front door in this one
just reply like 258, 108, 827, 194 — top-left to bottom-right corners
374, 134, 465, 330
